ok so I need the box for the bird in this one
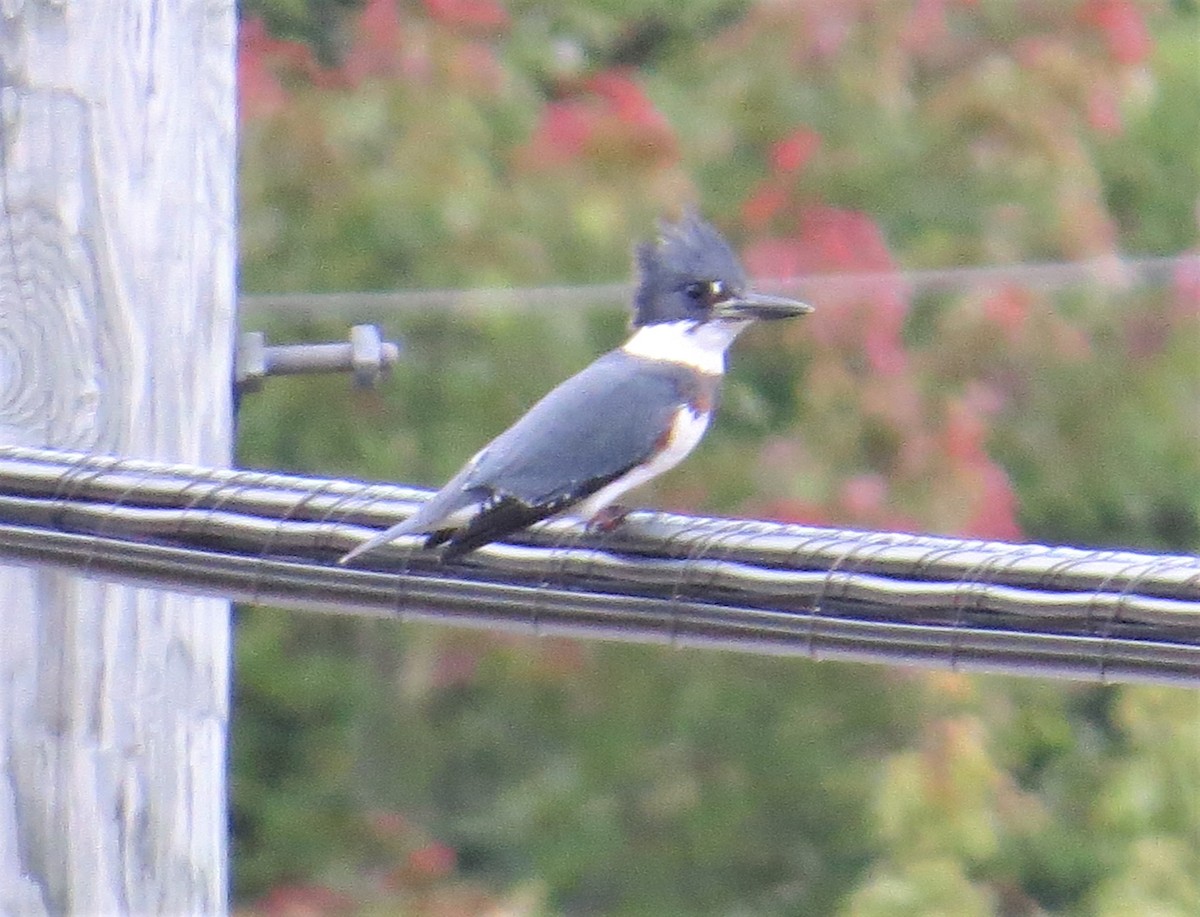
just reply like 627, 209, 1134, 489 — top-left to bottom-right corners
339, 213, 813, 565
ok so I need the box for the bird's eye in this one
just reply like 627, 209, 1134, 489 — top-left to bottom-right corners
684, 280, 727, 305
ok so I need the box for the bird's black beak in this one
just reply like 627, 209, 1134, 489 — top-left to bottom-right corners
715, 291, 814, 321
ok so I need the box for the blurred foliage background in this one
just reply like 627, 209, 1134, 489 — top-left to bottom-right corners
233, 1, 1199, 914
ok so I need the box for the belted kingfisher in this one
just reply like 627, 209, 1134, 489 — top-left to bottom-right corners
340, 214, 812, 564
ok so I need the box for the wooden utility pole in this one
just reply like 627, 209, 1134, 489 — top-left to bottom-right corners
0, 2, 235, 913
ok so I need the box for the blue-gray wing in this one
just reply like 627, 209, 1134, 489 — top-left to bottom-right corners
466, 350, 695, 505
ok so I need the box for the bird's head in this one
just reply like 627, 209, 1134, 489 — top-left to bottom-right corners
631, 213, 813, 329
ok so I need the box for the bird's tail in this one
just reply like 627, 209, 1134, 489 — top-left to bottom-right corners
337, 519, 422, 566
338, 480, 486, 566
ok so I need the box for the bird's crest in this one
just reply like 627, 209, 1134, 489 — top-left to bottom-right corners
632, 212, 748, 326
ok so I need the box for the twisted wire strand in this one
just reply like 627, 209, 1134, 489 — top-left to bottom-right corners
0, 445, 1197, 685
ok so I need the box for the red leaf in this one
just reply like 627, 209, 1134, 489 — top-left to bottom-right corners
745, 210, 908, 375
741, 183, 789, 229
840, 474, 889, 518
238, 33, 289, 120
238, 17, 296, 120
260, 883, 354, 917
943, 399, 988, 467
584, 69, 665, 129
903, 0, 948, 53
424, 0, 508, 32
742, 236, 806, 280
1078, 0, 1152, 66
342, 0, 404, 85
237, 15, 345, 120
805, 5, 854, 60
982, 285, 1032, 343
407, 841, 457, 878
524, 100, 594, 165
863, 317, 909, 376
1086, 84, 1123, 135
797, 206, 895, 273
963, 463, 1023, 540
519, 72, 677, 169
769, 128, 821, 174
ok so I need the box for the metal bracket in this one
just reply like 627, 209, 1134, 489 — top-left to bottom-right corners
236, 324, 401, 393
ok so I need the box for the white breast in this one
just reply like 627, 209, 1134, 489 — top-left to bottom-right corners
573, 406, 711, 519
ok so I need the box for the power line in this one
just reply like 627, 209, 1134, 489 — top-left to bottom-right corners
239, 253, 1197, 316
2, 446, 1197, 685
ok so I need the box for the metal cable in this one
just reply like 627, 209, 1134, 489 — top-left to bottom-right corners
0, 445, 1197, 685
238, 253, 1198, 316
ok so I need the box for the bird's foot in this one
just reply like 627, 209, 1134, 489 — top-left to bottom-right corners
586, 504, 631, 533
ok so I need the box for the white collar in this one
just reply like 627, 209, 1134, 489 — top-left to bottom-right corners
620, 319, 747, 375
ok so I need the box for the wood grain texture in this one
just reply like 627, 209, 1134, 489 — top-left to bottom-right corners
0, 1, 235, 913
